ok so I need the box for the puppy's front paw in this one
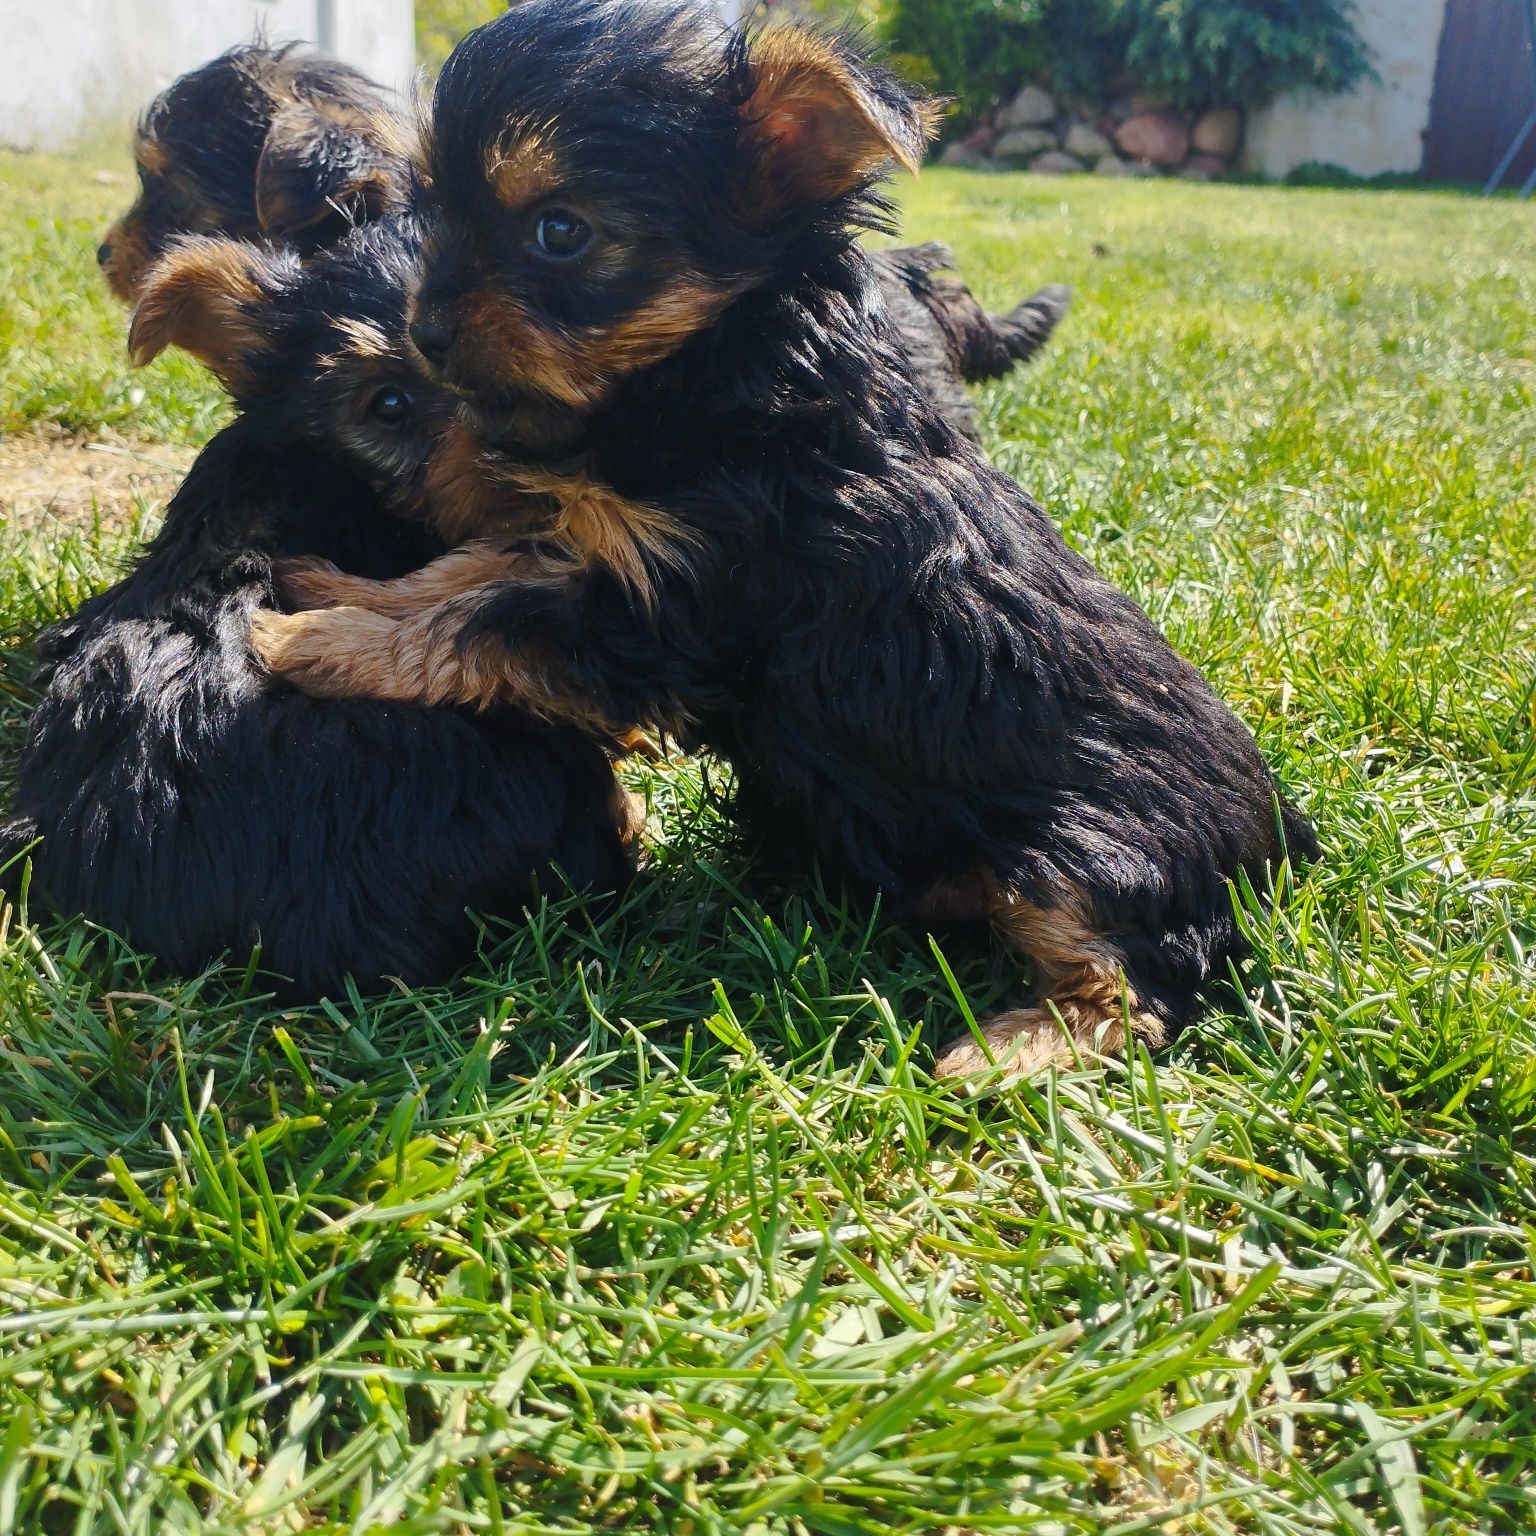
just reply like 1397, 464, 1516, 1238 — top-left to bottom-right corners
274, 556, 350, 611
249, 605, 401, 700
248, 606, 327, 682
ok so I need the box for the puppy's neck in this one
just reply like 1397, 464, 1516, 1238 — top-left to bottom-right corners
596, 243, 949, 490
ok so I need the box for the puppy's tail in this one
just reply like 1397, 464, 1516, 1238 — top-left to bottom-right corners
956, 283, 1072, 382
887, 243, 1070, 383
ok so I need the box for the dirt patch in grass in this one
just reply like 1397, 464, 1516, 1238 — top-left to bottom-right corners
0, 428, 194, 532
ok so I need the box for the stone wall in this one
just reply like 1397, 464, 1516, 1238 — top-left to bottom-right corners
936, 0, 1452, 184
940, 85, 1245, 181
0, 0, 416, 152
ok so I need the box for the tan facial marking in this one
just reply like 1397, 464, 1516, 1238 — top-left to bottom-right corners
456, 291, 604, 411
451, 273, 736, 421
596, 274, 738, 374
422, 421, 539, 546
487, 129, 563, 209
98, 214, 156, 302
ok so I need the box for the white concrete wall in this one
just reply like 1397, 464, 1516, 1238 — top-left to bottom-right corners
1244, 0, 1447, 178
0, 0, 415, 152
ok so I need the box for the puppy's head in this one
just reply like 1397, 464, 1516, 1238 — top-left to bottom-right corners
410, 0, 936, 452
128, 221, 454, 513
98, 44, 412, 302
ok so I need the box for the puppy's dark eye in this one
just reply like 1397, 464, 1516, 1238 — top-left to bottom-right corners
368, 385, 413, 425
534, 210, 592, 261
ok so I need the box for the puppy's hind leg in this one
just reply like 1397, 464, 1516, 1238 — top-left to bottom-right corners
931, 880, 1165, 1081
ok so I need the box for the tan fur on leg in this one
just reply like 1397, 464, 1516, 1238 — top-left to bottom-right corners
615, 728, 664, 761
249, 592, 621, 737
276, 539, 534, 618
932, 876, 1165, 1080
931, 980, 1149, 1079
611, 782, 648, 853
422, 437, 697, 606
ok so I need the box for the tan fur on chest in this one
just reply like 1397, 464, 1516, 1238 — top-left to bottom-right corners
425, 428, 695, 605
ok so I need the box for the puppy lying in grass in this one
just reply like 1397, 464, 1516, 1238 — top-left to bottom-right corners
248, 0, 1318, 1076
1, 218, 638, 998
96, 42, 1069, 442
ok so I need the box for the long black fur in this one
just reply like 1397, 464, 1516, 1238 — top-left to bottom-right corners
410, 0, 1318, 1037
2, 222, 633, 999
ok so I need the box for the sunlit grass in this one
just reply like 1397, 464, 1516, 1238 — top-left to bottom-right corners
0, 161, 1533, 1533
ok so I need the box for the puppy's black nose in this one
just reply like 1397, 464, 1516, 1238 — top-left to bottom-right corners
96, 241, 113, 268
409, 312, 456, 368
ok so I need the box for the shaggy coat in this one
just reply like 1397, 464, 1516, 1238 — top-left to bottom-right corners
2, 221, 635, 997
97, 43, 414, 301
96, 45, 1067, 435
252, 2, 1318, 1070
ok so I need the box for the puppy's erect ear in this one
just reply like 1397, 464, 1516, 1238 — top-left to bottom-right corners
739, 28, 938, 216
255, 102, 408, 238
128, 238, 284, 386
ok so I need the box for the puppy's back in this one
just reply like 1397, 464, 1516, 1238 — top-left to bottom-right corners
5, 430, 631, 997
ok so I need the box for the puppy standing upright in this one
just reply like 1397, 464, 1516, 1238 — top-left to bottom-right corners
254, 0, 1318, 1074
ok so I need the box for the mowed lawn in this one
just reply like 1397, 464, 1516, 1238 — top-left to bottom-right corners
0, 151, 1533, 1534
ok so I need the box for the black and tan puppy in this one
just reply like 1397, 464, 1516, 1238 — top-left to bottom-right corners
96, 44, 1067, 438
249, 0, 1317, 1075
97, 43, 413, 301
1, 219, 637, 998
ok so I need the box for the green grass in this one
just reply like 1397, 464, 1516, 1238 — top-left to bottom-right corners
0, 150, 227, 442
2, 159, 1535, 1533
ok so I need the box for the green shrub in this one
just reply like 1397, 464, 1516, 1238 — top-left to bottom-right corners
875, 0, 1049, 122
1114, 0, 1375, 111
884, 0, 1374, 119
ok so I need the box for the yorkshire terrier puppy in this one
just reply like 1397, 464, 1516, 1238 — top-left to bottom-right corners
96, 43, 413, 302
250, 0, 1318, 1073
1, 218, 637, 998
96, 45, 1067, 437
